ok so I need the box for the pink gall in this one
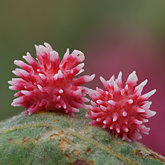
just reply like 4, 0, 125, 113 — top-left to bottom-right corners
9, 43, 95, 115
86, 71, 156, 141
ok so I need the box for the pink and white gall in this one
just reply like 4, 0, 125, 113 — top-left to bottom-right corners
86, 71, 156, 141
9, 43, 95, 115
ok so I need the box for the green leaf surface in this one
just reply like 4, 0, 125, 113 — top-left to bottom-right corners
0, 110, 164, 165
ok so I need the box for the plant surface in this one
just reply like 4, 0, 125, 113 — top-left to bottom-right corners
0, 110, 164, 165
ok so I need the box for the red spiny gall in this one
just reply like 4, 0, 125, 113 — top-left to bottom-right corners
86, 71, 156, 141
9, 43, 95, 115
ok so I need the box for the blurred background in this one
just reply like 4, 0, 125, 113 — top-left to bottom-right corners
0, 0, 164, 155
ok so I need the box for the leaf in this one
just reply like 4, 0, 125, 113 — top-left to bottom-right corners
0, 110, 164, 165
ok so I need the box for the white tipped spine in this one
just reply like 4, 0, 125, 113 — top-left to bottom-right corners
142, 89, 156, 99
96, 100, 103, 104
81, 74, 95, 83
142, 101, 152, 109
21, 90, 30, 95
108, 75, 115, 86
135, 79, 148, 95
90, 74, 95, 81
113, 113, 118, 122
117, 72, 122, 83
116, 126, 120, 133
54, 73, 58, 80
100, 105, 107, 111
75, 69, 84, 76
44, 42, 53, 52
64, 48, 70, 59
39, 73, 46, 80
50, 51, 59, 62
134, 119, 143, 125
124, 128, 129, 132
122, 111, 127, 117
59, 89, 63, 94
128, 99, 133, 104
9, 86, 16, 90
108, 100, 116, 106
146, 110, 156, 118
126, 71, 138, 84
57, 96, 61, 101
77, 63, 85, 70
136, 108, 145, 113
37, 84, 42, 90
11, 97, 24, 106
114, 81, 119, 92
58, 70, 64, 79
109, 125, 114, 130
72, 50, 85, 62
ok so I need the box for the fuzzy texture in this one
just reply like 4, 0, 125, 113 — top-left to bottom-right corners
86, 71, 156, 141
0, 112, 165, 165
9, 43, 95, 115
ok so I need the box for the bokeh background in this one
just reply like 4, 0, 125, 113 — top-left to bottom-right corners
0, 0, 164, 155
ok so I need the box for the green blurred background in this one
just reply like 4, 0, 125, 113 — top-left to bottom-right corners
0, 0, 165, 155
0, 0, 165, 120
